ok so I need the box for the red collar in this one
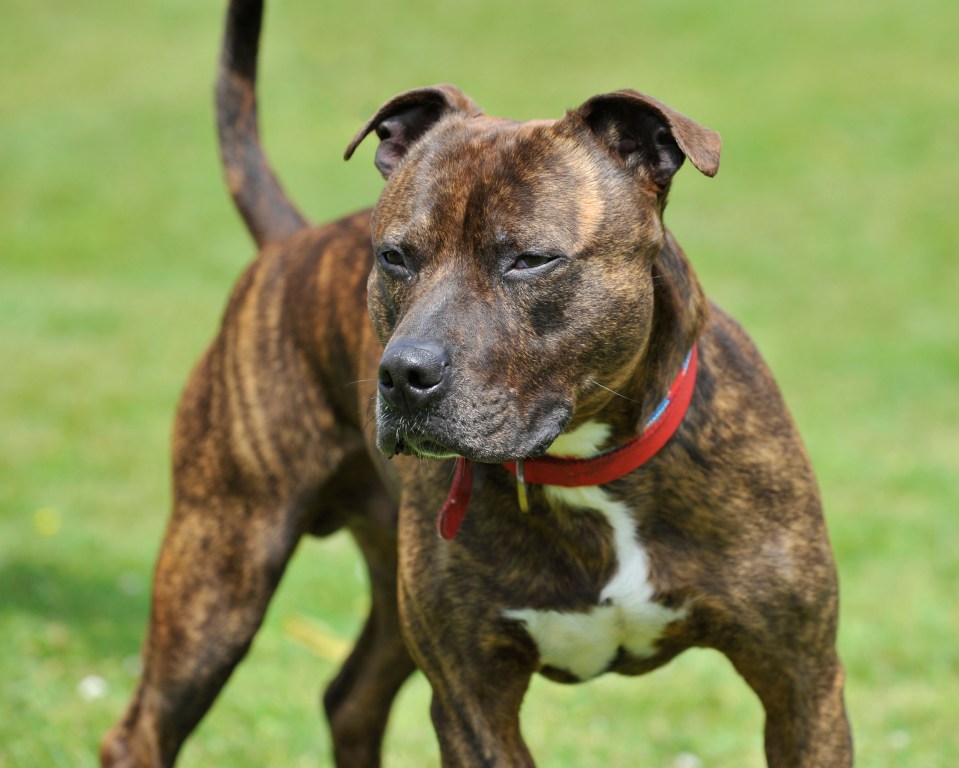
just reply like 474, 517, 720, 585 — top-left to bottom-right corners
438, 344, 699, 539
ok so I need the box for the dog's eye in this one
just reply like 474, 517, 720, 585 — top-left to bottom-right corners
512, 253, 556, 271
378, 248, 406, 269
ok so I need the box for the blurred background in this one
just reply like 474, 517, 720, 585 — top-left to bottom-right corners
1, 0, 956, 765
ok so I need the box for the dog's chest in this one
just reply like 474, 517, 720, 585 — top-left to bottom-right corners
503, 425, 685, 681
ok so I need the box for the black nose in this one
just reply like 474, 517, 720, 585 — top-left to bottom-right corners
377, 340, 451, 413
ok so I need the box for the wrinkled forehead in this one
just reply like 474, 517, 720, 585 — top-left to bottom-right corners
372, 116, 611, 255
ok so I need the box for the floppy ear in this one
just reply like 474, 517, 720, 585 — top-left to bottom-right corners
571, 89, 721, 186
344, 84, 483, 179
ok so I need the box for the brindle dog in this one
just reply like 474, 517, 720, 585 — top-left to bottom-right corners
101, 0, 852, 765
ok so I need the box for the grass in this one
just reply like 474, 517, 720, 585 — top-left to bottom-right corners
1, 0, 957, 765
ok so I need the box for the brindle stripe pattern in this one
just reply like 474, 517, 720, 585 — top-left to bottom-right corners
102, 8, 851, 761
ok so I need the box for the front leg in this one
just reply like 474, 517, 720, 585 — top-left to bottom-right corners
396, 475, 542, 768
727, 643, 852, 768
400, 578, 538, 768
705, 532, 853, 767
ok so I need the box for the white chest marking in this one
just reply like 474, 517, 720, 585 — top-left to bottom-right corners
503, 422, 686, 680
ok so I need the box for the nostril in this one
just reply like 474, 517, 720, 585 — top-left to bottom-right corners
407, 368, 424, 391
377, 365, 394, 390
407, 363, 445, 391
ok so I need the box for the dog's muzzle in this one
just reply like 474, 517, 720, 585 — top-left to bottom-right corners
374, 337, 572, 462
377, 339, 451, 415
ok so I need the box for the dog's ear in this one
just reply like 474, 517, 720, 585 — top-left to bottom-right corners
571, 90, 721, 186
344, 84, 483, 179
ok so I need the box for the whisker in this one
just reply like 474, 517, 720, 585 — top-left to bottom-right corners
358, 395, 378, 448
586, 378, 642, 404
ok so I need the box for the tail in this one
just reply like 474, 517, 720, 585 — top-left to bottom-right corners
216, 0, 308, 248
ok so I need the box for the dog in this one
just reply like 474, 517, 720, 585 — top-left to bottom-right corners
101, 0, 852, 765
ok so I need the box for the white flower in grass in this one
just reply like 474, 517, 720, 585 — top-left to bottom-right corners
78, 674, 108, 701
673, 752, 703, 768
888, 730, 911, 750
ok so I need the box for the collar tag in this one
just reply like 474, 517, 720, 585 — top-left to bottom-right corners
515, 459, 530, 513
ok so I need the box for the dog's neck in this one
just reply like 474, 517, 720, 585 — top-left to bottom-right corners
568, 232, 708, 454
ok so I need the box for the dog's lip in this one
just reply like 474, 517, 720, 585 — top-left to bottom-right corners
396, 419, 566, 464
400, 438, 538, 464
378, 399, 572, 463
401, 435, 459, 459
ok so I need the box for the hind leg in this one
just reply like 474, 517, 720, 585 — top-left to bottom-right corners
100, 486, 307, 767
318, 458, 416, 767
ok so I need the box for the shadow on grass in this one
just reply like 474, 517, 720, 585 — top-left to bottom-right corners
0, 554, 151, 658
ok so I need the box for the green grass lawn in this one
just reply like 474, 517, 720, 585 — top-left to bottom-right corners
2, 0, 957, 765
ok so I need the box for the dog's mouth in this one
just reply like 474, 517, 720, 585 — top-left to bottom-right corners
378, 403, 572, 464
397, 434, 459, 460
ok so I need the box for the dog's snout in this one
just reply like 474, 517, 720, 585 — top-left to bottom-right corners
378, 340, 451, 412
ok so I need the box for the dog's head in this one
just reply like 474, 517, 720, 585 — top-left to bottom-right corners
346, 86, 719, 463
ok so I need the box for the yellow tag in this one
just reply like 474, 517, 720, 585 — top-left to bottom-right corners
516, 460, 530, 513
